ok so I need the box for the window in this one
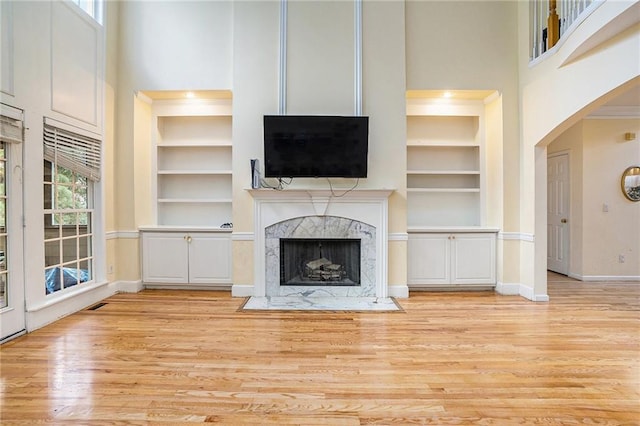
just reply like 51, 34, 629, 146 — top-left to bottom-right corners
69, 0, 103, 24
0, 112, 23, 308
43, 123, 100, 295
0, 142, 7, 307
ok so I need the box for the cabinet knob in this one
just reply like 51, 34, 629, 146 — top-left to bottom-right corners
185, 235, 192, 243
561, 218, 567, 223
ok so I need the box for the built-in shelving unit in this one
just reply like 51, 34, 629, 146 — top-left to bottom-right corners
406, 92, 498, 288
152, 102, 232, 227
406, 112, 483, 227
140, 92, 233, 289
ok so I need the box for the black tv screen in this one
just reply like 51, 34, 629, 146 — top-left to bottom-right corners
263, 115, 369, 178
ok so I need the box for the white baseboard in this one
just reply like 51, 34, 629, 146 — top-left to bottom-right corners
117, 280, 144, 293
570, 273, 640, 282
26, 281, 118, 332
495, 282, 520, 295
388, 284, 409, 298
518, 284, 550, 302
232, 284, 254, 297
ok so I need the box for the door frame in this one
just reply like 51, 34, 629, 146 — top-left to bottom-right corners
0, 109, 25, 342
547, 150, 571, 276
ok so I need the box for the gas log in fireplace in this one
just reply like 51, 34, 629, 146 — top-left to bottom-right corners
280, 238, 361, 286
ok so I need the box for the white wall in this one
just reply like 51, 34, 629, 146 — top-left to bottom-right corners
582, 119, 640, 279
112, 0, 408, 290
549, 118, 640, 280
113, 1, 234, 280
518, 0, 640, 298
1, 1, 110, 331
405, 0, 520, 286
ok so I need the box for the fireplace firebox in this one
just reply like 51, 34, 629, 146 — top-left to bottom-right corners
280, 238, 361, 286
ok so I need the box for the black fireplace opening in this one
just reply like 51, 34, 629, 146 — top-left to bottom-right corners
280, 238, 361, 286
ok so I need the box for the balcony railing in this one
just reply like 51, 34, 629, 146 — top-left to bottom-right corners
530, 0, 601, 61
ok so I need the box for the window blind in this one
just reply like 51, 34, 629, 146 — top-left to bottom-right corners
43, 123, 101, 181
0, 115, 23, 144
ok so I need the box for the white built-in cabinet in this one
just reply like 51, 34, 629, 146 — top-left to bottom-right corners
141, 231, 231, 286
408, 231, 496, 286
406, 96, 497, 288
140, 95, 233, 288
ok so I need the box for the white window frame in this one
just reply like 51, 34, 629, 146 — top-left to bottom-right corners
43, 120, 101, 295
68, 0, 103, 25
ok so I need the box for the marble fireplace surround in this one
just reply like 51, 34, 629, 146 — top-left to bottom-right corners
249, 189, 393, 299
266, 216, 375, 296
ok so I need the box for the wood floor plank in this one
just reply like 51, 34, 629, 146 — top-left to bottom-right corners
1, 272, 639, 424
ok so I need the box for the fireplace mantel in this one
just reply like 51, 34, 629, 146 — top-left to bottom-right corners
247, 188, 394, 298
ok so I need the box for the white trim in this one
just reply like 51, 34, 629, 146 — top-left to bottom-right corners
26, 280, 116, 331
150, 98, 231, 117
24, 280, 143, 332
117, 280, 144, 293
499, 232, 535, 242
278, 0, 287, 115
231, 232, 254, 241
494, 281, 521, 296
27, 280, 110, 312
518, 284, 549, 302
232, 284, 254, 297
135, 91, 153, 105
587, 106, 640, 119
0, 104, 22, 121
354, 0, 362, 116
106, 230, 139, 240
44, 116, 101, 140
483, 91, 501, 105
572, 274, 640, 282
249, 189, 393, 298
388, 232, 408, 241
388, 284, 409, 298
409, 227, 499, 233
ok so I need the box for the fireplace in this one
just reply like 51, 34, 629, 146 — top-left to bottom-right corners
265, 215, 376, 297
241, 189, 393, 299
280, 238, 361, 286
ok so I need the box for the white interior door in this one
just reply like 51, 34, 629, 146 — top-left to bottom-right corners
0, 135, 25, 341
547, 153, 570, 275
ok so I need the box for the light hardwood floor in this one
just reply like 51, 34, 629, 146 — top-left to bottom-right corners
1, 272, 638, 425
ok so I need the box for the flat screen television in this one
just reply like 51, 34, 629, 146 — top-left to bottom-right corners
263, 115, 369, 178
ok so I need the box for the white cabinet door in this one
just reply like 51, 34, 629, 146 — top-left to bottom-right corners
142, 233, 189, 283
188, 234, 231, 284
450, 233, 496, 285
408, 232, 496, 286
408, 234, 450, 285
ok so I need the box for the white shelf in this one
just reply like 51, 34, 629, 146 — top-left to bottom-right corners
408, 188, 480, 193
152, 101, 233, 227
406, 101, 484, 228
158, 142, 232, 148
407, 170, 480, 175
407, 142, 479, 147
158, 198, 232, 203
157, 170, 232, 175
